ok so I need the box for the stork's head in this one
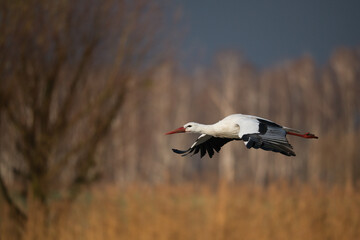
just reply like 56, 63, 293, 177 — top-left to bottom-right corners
165, 122, 199, 135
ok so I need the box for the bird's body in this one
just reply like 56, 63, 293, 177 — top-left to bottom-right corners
165, 114, 318, 158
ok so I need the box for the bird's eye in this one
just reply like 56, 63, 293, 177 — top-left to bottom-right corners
187, 125, 192, 128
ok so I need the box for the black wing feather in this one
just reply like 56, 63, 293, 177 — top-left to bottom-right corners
172, 149, 189, 155
207, 145, 214, 158
243, 133, 295, 156
172, 135, 235, 158
256, 118, 282, 128
194, 147, 200, 155
200, 147, 206, 158
240, 118, 296, 156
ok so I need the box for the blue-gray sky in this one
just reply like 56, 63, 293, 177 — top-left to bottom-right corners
176, 0, 360, 69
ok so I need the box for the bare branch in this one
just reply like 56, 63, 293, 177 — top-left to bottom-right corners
52, 38, 99, 135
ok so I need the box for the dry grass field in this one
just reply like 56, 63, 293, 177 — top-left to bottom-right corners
2, 183, 359, 240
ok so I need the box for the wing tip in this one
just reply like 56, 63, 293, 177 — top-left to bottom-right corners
285, 150, 296, 157
172, 148, 190, 156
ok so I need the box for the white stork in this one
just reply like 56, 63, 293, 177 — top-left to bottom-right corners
165, 114, 318, 158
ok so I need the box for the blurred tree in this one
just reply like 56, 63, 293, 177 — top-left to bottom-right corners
0, 0, 166, 234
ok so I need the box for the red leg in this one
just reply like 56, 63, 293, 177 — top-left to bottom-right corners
287, 132, 318, 139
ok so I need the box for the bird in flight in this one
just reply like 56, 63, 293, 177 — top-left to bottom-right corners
165, 114, 318, 158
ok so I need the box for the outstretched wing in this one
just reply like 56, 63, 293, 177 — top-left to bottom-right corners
242, 119, 295, 156
172, 134, 235, 158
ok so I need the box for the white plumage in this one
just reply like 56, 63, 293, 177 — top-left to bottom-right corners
165, 114, 318, 158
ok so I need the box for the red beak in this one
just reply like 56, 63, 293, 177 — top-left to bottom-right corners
165, 127, 186, 135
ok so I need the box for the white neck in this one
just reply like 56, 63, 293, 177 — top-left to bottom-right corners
194, 123, 216, 135
192, 122, 239, 138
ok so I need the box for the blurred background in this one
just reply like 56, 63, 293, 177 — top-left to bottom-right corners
0, 0, 359, 239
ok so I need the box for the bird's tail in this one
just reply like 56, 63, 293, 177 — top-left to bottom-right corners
284, 127, 318, 139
